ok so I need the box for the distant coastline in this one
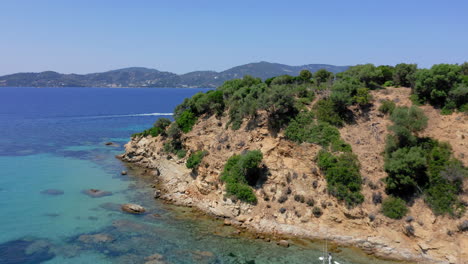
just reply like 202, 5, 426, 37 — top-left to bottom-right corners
0, 62, 348, 88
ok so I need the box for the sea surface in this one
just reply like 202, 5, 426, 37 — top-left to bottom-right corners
0, 87, 402, 264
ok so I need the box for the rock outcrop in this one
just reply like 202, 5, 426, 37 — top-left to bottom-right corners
121, 204, 146, 214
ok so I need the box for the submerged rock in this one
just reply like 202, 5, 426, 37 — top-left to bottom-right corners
99, 202, 121, 212
104, 142, 119, 147
40, 189, 64, 196
145, 253, 167, 264
121, 203, 146, 214
78, 233, 115, 244
0, 239, 55, 264
82, 189, 112, 198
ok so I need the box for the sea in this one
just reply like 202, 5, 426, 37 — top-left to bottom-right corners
0, 87, 402, 264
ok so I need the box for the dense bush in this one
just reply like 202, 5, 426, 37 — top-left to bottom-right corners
132, 117, 172, 138
313, 69, 333, 86
313, 99, 344, 127
383, 106, 466, 216
336, 64, 386, 89
378, 100, 396, 115
176, 110, 197, 133
354, 88, 372, 106
317, 150, 364, 207
285, 111, 344, 147
382, 196, 408, 219
413, 64, 465, 111
393, 63, 417, 87
186, 150, 208, 169
163, 139, 186, 158
384, 146, 428, 196
220, 150, 263, 203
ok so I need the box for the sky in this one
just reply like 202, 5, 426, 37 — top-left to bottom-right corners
0, 0, 467, 75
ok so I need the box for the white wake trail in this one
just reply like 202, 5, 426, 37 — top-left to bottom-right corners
70, 113, 173, 119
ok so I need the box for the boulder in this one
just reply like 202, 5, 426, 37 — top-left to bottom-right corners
121, 170, 128, 175
82, 189, 112, 198
104, 142, 119, 147
277, 240, 290, 247
153, 189, 161, 199
121, 203, 146, 214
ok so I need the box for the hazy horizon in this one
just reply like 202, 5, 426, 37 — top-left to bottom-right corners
1, 0, 467, 75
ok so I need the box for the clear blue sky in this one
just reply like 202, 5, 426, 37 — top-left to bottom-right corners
1, 0, 467, 75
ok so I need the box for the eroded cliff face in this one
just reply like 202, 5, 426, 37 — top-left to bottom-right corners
119, 88, 467, 264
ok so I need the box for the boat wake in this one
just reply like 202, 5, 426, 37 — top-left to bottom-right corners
70, 113, 173, 119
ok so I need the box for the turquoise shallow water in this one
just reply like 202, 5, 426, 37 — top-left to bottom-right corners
0, 87, 404, 264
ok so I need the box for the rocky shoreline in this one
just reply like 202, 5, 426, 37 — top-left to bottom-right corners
117, 140, 461, 264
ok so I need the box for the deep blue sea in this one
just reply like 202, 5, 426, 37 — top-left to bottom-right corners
0, 87, 400, 264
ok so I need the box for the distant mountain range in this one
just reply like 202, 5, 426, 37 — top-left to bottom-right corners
0, 62, 349, 88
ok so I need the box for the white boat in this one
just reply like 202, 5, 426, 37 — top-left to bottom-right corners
318, 234, 340, 264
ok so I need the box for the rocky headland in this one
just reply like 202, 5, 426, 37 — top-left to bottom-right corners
119, 87, 467, 264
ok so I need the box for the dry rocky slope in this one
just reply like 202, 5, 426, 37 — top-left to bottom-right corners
119, 87, 467, 264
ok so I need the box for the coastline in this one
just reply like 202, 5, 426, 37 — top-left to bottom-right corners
118, 153, 422, 264
117, 88, 467, 264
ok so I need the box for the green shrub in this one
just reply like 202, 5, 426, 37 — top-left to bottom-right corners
383, 80, 394, 87
390, 106, 428, 134
312, 206, 323, 217
353, 88, 373, 106
413, 64, 463, 110
186, 150, 208, 169
285, 111, 342, 147
220, 150, 263, 203
384, 146, 428, 196
378, 100, 396, 115
132, 117, 172, 138
163, 139, 185, 158
314, 69, 333, 86
425, 183, 461, 216
299, 69, 312, 82
317, 150, 364, 207
383, 106, 466, 216
331, 138, 352, 152
382, 196, 408, 219
176, 110, 197, 133
336, 64, 384, 88
176, 149, 187, 159
316, 150, 338, 171
314, 99, 344, 127
392, 63, 417, 88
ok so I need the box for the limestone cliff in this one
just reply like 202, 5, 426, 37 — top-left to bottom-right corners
119, 88, 467, 264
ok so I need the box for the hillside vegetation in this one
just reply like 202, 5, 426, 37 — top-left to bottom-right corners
134, 62, 467, 217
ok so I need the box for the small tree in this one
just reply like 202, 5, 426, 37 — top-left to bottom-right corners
393, 63, 417, 87
299, 69, 312, 82
314, 69, 333, 86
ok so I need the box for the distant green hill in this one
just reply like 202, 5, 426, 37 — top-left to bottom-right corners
0, 62, 348, 88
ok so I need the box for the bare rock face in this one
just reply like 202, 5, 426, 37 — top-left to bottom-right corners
121, 203, 146, 214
